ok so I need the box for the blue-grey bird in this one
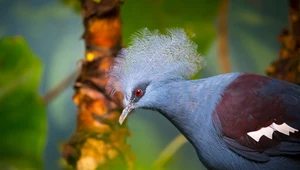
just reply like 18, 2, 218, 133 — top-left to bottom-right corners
107, 28, 300, 169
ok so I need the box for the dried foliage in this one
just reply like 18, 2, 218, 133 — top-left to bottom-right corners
62, 0, 134, 169
267, 0, 300, 85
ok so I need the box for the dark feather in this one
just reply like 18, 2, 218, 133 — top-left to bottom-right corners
265, 141, 300, 155
213, 73, 300, 161
223, 136, 270, 162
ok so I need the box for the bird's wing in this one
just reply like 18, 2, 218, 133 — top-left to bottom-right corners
212, 73, 300, 162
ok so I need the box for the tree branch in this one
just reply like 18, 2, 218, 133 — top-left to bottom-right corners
152, 135, 187, 170
43, 69, 79, 104
218, 0, 231, 73
62, 0, 134, 170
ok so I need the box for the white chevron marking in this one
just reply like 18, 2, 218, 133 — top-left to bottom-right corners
247, 122, 298, 142
247, 126, 274, 142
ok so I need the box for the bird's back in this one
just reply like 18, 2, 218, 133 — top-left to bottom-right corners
208, 73, 300, 169
164, 72, 300, 169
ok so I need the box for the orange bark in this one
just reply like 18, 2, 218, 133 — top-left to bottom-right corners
63, 0, 134, 169
218, 0, 231, 74
267, 0, 300, 85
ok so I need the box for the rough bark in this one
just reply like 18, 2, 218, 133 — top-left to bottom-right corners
266, 0, 300, 85
62, 0, 134, 170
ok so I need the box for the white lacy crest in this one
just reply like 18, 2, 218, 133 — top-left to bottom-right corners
107, 28, 205, 97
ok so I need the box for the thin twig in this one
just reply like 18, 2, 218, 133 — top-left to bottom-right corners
152, 134, 188, 170
218, 0, 231, 73
43, 69, 79, 104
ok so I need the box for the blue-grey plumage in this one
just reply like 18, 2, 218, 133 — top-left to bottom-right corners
107, 28, 300, 169
134, 73, 300, 170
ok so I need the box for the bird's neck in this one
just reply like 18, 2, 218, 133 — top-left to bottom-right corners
148, 74, 240, 167
151, 79, 218, 143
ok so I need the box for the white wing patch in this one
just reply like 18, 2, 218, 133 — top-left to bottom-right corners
247, 122, 298, 142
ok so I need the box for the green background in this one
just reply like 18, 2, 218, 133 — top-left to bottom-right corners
0, 0, 288, 169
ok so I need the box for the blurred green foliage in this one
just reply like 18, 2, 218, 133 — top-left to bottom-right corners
0, 0, 288, 170
0, 37, 46, 170
59, 0, 220, 54
121, 0, 220, 55
60, 0, 81, 13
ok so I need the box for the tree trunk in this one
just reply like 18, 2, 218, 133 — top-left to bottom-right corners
267, 0, 300, 85
62, 0, 134, 170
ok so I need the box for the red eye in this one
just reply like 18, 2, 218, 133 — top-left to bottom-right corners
135, 89, 143, 97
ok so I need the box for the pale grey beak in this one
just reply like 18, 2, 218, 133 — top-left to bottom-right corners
119, 102, 134, 125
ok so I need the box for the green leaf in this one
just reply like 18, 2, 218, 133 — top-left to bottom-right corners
0, 37, 46, 170
122, 0, 220, 55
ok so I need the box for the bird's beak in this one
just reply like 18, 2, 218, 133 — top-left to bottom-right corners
119, 102, 134, 125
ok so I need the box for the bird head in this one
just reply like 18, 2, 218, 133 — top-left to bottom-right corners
107, 28, 204, 124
